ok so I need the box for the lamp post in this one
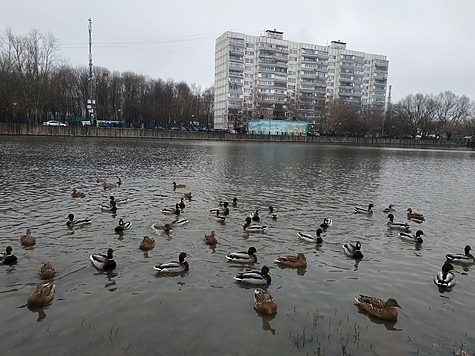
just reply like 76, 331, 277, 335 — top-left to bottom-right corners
13, 102, 17, 123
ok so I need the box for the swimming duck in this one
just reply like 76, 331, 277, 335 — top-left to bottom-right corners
178, 198, 186, 210
387, 214, 411, 232
71, 188, 86, 198
102, 181, 118, 190
96, 178, 107, 184
183, 192, 192, 200
109, 196, 129, 205
398, 230, 424, 243
153, 252, 190, 273
214, 210, 226, 223
100, 200, 117, 212
66, 213, 91, 228
19, 228, 36, 247
434, 263, 459, 288
171, 218, 189, 226
250, 210, 260, 222
173, 182, 186, 189
319, 218, 332, 229
226, 246, 258, 263
151, 223, 172, 234
254, 288, 277, 315
114, 219, 131, 232
243, 217, 267, 233
343, 241, 364, 259
354, 204, 373, 214
383, 204, 396, 213
27, 283, 55, 308
39, 262, 56, 279
204, 231, 218, 245
354, 295, 402, 321
117, 177, 122, 186
234, 265, 272, 285
407, 208, 425, 222
161, 204, 181, 215
232, 197, 238, 207
268, 206, 278, 219
1, 246, 17, 265
274, 253, 307, 268
90, 248, 117, 270
298, 228, 324, 243
139, 236, 156, 251
446, 245, 475, 264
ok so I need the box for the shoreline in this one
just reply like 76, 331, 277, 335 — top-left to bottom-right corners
0, 123, 472, 148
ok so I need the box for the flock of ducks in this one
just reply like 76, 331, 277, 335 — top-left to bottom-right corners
2, 180, 474, 321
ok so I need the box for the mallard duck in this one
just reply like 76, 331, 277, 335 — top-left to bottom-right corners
354, 295, 402, 321
71, 188, 86, 198
398, 230, 424, 243
204, 231, 218, 245
234, 265, 272, 285
446, 245, 475, 264
319, 218, 332, 229
183, 192, 192, 200
274, 253, 307, 268
354, 203, 373, 214
114, 219, 131, 232
343, 241, 364, 259
171, 218, 189, 226
152, 223, 173, 234
139, 236, 155, 251
19, 228, 36, 247
387, 214, 411, 232
254, 288, 277, 315
90, 248, 117, 270
268, 206, 278, 219
173, 181, 186, 189
215, 210, 226, 223
232, 197, 238, 207
250, 210, 260, 222
39, 262, 56, 279
1, 246, 17, 265
66, 213, 91, 228
161, 204, 181, 215
210, 206, 229, 215
226, 246, 258, 263
298, 228, 324, 243
100, 200, 117, 212
178, 198, 186, 210
102, 181, 118, 190
434, 263, 459, 288
243, 217, 267, 233
383, 204, 396, 213
27, 283, 55, 308
153, 252, 190, 273
109, 196, 129, 205
96, 178, 107, 184
407, 208, 425, 222
117, 177, 122, 186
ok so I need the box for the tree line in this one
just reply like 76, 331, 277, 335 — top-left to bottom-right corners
1, 27, 475, 138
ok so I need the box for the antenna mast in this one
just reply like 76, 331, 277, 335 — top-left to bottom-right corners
87, 18, 96, 125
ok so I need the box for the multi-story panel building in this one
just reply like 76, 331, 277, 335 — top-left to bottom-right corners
214, 30, 389, 131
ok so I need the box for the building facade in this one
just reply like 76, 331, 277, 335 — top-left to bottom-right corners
213, 30, 389, 130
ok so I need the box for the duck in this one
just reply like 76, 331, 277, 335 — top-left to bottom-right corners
319, 218, 332, 229
1, 246, 17, 265
446, 245, 475, 265
171, 218, 189, 226
96, 178, 107, 184
161, 204, 181, 215
268, 206, 278, 219
139, 236, 156, 251
117, 177, 122, 186
343, 241, 364, 259
151, 223, 172, 234
398, 230, 424, 243
434, 263, 459, 289
100, 200, 117, 212
183, 192, 192, 200
214, 210, 226, 223
204, 231, 218, 245
354, 295, 402, 321
387, 214, 411, 232
114, 219, 131, 232
234, 265, 272, 285
102, 181, 118, 190
354, 203, 373, 214
254, 288, 277, 315
109, 196, 129, 205
243, 217, 267, 233
19, 228, 36, 247
298, 228, 324, 243
90, 248, 117, 270
153, 252, 190, 273
382, 204, 396, 213
232, 197, 238, 207
250, 210, 260, 222
178, 198, 186, 210
71, 188, 86, 198
173, 181, 186, 189
226, 246, 258, 263
407, 208, 425, 222
27, 283, 55, 308
66, 213, 91, 228
274, 253, 307, 268
39, 262, 56, 279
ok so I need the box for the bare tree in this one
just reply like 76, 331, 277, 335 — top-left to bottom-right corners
392, 93, 437, 138
435, 91, 470, 139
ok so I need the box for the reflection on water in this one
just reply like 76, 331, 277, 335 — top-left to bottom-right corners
1, 136, 475, 354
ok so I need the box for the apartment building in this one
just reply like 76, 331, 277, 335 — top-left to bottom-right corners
213, 30, 389, 130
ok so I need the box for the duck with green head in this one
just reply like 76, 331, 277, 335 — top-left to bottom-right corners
90, 248, 116, 270
226, 246, 258, 263
434, 263, 459, 289
154, 252, 190, 273
234, 265, 272, 285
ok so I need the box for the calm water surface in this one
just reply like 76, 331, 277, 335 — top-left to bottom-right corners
1, 136, 475, 355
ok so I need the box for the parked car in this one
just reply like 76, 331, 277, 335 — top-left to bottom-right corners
43, 120, 67, 126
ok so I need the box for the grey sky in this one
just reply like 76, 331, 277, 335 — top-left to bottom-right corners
2, 0, 474, 102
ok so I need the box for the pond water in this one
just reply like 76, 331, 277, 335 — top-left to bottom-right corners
1, 136, 474, 355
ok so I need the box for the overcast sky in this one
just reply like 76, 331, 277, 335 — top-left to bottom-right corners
2, 0, 474, 102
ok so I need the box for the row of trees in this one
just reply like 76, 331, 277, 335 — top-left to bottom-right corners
1, 27, 475, 138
